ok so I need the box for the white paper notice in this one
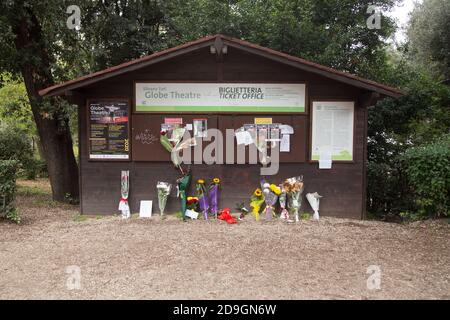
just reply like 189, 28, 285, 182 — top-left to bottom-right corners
139, 201, 153, 218
235, 131, 253, 145
280, 134, 290, 152
185, 123, 193, 131
185, 209, 199, 219
311, 101, 354, 161
280, 124, 294, 135
319, 151, 332, 169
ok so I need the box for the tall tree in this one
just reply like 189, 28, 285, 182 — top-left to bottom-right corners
407, 0, 450, 80
0, 1, 79, 201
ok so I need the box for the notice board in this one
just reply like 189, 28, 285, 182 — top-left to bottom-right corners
88, 99, 130, 160
311, 101, 354, 161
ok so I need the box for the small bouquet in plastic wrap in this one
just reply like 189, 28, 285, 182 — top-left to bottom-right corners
156, 181, 172, 217
195, 179, 209, 220
283, 176, 304, 222
278, 186, 290, 221
261, 180, 282, 221
306, 192, 322, 220
186, 197, 199, 211
250, 188, 265, 221
208, 178, 220, 219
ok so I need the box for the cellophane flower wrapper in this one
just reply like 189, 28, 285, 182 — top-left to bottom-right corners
196, 183, 209, 220
208, 183, 219, 218
279, 191, 289, 220
177, 171, 191, 220
118, 170, 130, 219
250, 195, 265, 221
157, 181, 172, 216
262, 189, 278, 221
284, 176, 304, 222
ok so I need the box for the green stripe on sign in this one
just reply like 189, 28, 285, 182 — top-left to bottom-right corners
136, 105, 305, 112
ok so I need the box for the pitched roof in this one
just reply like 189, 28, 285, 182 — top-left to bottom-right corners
39, 34, 404, 98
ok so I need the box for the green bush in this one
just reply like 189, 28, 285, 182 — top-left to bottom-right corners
402, 135, 450, 218
0, 160, 20, 223
0, 124, 40, 179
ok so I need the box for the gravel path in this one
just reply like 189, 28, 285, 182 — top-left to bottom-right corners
0, 180, 449, 299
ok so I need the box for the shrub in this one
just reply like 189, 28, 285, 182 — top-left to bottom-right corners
0, 160, 20, 223
402, 135, 450, 218
0, 124, 39, 179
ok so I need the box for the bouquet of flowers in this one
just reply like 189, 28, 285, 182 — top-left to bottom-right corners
177, 169, 192, 221
186, 196, 199, 211
195, 179, 209, 220
118, 170, 130, 219
306, 192, 322, 220
160, 129, 182, 170
278, 187, 290, 221
208, 178, 220, 219
250, 188, 265, 221
261, 181, 281, 221
156, 181, 172, 217
283, 176, 304, 222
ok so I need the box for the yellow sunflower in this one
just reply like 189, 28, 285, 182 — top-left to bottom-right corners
197, 179, 205, 184
254, 188, 262, 197
213, 178, 220, 184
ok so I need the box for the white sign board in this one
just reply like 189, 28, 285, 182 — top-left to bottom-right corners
139, 201, 153, 218
311, 101, 354, 161
135, 83, 306, 113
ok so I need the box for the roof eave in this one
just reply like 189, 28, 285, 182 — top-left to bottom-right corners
40, 34, 405, 99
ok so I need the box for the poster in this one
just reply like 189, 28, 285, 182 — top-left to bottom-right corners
89, 100, 130, 160
135, 83, 306, 113
193, 118, 208, 138
311, 101, 354, 161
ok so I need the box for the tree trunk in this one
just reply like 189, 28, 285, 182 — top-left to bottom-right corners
13, 7, 79, 202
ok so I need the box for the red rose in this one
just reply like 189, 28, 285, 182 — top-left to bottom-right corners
160, 130, 166, 136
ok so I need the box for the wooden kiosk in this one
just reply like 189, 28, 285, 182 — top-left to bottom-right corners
40, 35, 403, 219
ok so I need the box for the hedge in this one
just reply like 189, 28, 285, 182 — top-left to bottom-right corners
403, 135, 450, 218
0, 160, 20, 223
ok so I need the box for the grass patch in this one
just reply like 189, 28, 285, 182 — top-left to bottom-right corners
300, 213, 311, 220
16, 185, 50, 197
73, 215, 88, 222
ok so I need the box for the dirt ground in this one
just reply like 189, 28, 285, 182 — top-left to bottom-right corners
0, 179, 449, 300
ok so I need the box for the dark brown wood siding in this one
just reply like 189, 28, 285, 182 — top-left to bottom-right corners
76, 46, 366, 219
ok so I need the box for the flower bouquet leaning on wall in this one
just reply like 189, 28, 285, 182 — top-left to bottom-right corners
261, 180, 281, 221
208, 178, 220, 219
196, 179, 209, 220
177, 169, 192, 221
118, 170, 130, 219
157, 181, 172, 217
283, 176, 304, 223
278, 186, 290, 221
250, 188, 265, 221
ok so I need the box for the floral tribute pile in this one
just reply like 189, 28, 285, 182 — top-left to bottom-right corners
155, 130, 317, 223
